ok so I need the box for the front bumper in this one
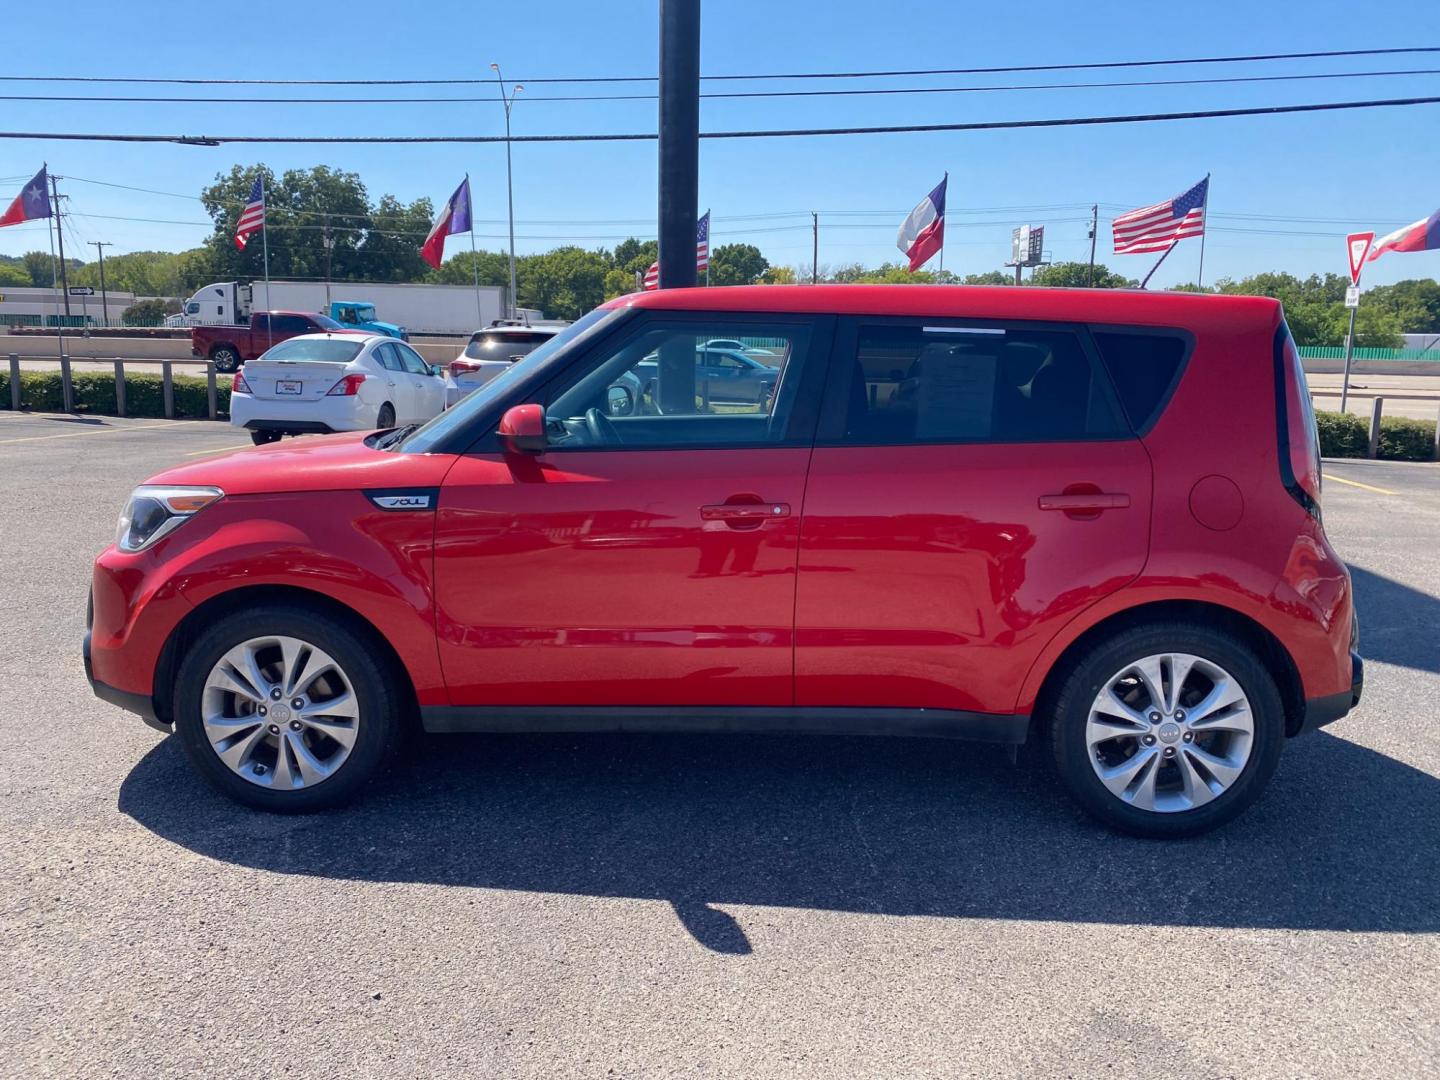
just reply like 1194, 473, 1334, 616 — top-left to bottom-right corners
1296, 650, 1364, 736
84, 628, 169, 732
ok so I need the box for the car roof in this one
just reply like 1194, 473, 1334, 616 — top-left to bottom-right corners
332, 300, 374, 306
473, 325, 560, 336
602, 284, 1282, 333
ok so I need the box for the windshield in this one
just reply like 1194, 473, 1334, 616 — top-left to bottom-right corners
400, 307, 618, 454
464, 330, 554, 358
313, 314, 345, 331
259, 337, 364, 363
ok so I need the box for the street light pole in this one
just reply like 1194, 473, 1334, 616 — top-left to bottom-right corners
490, 64, 523, 320
92, 241, 112, 325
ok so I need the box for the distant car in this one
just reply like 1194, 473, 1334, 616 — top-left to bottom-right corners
633, 346, 778, 406
445, 324, 562, 407
229, 333, 445, 444
329, 301, 408, 341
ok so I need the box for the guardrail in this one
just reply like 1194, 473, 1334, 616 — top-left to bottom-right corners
1310, 389, 1440, 459
7, 352, 219, 420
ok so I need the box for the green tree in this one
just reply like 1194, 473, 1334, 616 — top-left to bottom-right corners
1365, 279, 1440, 335
121, 298, 179, 326
518, 246, 610, 320
1030, 261, 1137, 289
0, 262, 30, 286
708, 243, 769, 286
358, 194, 435, 282
961, 271, 1012, 286
435, 248, 511, 288
22, 251, 52, 286
612, 237, 657, 272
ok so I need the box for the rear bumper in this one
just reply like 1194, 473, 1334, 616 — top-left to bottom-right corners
1296, 651, 1364, 736
243, 419, 338, 434
229, 392, 373, 434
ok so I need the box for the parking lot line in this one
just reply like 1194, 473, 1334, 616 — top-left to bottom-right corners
0, 422, 177, 446
183, 443, 251, 457
1323, 473, 1399, 496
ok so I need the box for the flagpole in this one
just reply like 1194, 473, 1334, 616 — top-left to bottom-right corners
468, 173, 483, 326
261, 191, 273, 352
1196, 173, 1211, 289
938, 172, 947, 275
704, 207, 710, 286
1140, 242, 1178, 290
44, 163, 66, 364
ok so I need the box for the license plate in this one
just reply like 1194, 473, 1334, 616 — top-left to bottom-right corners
276, 379, 303, 395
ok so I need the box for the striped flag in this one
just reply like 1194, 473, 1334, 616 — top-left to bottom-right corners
643, 211, 711, 290
1112, 177, 1208, 255
234, 176, 266, 251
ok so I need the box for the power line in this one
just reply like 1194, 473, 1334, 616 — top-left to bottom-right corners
3, 94, 1437, 144
7, 68, 1440, 104
4, 46, 1438, 86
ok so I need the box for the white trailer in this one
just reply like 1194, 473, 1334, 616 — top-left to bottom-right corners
175, 280, 512, 335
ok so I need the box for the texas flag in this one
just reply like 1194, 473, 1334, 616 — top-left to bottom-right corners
896, 174, 947, 272
421, 177, 473, 269
0, 166, 52, 229
1367, 206, 1440, 262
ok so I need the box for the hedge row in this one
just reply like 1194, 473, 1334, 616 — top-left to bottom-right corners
1314, 409, 1437, 461
0, 370, 230, 419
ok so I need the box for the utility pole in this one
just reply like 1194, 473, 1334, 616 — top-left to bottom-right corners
657, 0, 700, 292
50, 174, 70, 315
491, 64, 523, 319
812, 212, 819, 284
322, 221, 334, 310
1087, 204, 1098, 287
92, 241, 112, 324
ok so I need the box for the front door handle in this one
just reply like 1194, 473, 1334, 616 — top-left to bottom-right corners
1038, 492, 1130, 512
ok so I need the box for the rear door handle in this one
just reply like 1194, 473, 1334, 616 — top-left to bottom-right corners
1038, 492, 1130, 512
701, 503, 791, 522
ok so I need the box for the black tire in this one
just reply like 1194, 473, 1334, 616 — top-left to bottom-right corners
210, 346, 240, 373
171, 605, 406, 812
250, 430, 282, 446
1048, 621, 1284, 839
376, 403, 395, 430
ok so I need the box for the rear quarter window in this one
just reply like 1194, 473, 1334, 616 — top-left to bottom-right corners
1092, 331, 1189, 432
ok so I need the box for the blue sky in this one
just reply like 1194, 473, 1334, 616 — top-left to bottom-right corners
3, 0, 1439, 289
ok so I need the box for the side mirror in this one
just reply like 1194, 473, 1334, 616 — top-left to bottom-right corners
430, 364, 443, 377
497, 403, 547, 454
607, 383, 635, 417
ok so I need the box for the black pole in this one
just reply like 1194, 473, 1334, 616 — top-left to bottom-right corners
93, 241, 111, 324
50, 174, 70, 316
812, 212, 818, 283
657, 0, 700, 291
1087, 204, 1098, 287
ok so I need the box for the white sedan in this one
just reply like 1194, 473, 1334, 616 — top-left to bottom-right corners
229, 333, 446, 445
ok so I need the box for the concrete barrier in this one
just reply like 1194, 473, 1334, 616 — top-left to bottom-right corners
1, 333, 459, 366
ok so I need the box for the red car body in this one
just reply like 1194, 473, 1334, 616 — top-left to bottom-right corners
89, 285, 1361, 826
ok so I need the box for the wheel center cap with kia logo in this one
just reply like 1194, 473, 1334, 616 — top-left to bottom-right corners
270, 703, 292, 724
1158, 721, 1182, 744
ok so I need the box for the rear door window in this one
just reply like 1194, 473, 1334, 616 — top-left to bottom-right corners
1091, 330, 1190, 432
822, 320, 1127, 445
375, 343, 405, 372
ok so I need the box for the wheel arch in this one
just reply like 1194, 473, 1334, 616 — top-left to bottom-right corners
152, 583, 418, 727
1025, 599, 1306, 738
207, 342, 239, 358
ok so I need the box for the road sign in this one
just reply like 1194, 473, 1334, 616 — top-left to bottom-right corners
1345, 286, 1361, 308
68, 286, 95, 296
1346, 232, 1374, 286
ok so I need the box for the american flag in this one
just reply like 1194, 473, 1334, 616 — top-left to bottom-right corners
234, 176, 266, 251
642, 211, 711, 290
1112, 177, 1208, 255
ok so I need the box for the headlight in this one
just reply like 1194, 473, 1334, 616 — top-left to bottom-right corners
115, 485, 223, 553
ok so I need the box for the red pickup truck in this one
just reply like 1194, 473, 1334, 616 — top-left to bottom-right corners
191, 311, 366, 372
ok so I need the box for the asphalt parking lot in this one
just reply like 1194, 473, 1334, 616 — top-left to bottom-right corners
1, 411, 1437, 1078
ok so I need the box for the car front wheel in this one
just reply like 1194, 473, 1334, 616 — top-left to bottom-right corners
172, 606, 405, 811
210, 346, 240, 373
1049, 622, 1284, 838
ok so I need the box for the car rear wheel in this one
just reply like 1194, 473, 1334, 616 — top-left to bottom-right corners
1048, 622, 1284, 838
376, 403, 395, 429
210, 346, 240, 373
172, 606, 405, 811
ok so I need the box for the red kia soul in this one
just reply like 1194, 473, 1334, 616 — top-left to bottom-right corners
86, 285, 1362, 837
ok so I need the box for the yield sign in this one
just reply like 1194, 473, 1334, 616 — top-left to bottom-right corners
1347, 231, 1374, 286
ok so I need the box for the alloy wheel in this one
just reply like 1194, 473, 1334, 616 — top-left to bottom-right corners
200, 635, 360, 790
1084, 652, 1255, 813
